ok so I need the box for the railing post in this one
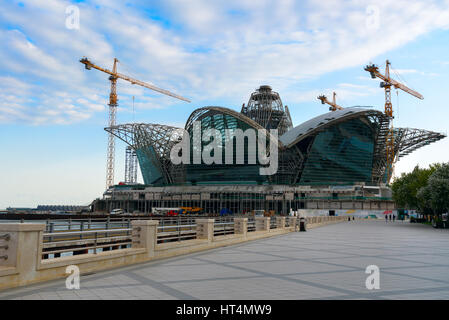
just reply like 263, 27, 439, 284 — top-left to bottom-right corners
94, 232, 98, 254
49, 222, 54, 242
178, 218, 181, 242
276, 216, 286, 229
80, 221, 84, 240
234, 218, 248, 238
196, 219, 214, 242
0, 223, 45, 290
289, 216, 297, 230
255, 217, 270, 232
131, 220, 159, 258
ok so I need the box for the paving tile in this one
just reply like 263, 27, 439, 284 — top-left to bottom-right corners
1, 221, 449, 300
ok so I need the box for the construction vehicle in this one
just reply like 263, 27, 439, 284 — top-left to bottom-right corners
179, 207, 203, 215
151, 207, 180, 216
317, 92, 343, 111
365, 60, 423, 183
80, 57, 190, 190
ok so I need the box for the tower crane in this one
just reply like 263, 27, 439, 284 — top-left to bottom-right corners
365, 60, 423, 183
317, 92, 343, 111
80, 57, 191, 190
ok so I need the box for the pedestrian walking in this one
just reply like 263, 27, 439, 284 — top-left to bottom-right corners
389, 214, 392, 221
393, 215, 396, 222
385, 215, 388, 223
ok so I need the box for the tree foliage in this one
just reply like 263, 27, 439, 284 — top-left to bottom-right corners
392, 163, 449, 214
425, 163, 449, 214
391, 165, 437, 209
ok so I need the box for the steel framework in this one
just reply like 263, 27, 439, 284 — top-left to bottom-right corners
395, 128, 446, 159
106, 112, 445, 186
80, 57, 190, 190
241, 85, 293, 135
105, 84, 446, 187
106, 58, 119, 190
105, 123, 185, 185
124, 146, 138, 184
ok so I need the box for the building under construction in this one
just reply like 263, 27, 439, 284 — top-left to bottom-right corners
92, 85, 445, 215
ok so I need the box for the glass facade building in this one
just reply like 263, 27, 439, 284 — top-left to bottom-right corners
299, 118, 375, 184
106, 86, 446, 187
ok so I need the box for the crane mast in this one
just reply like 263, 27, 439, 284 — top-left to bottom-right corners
365, 60, 424, 183
80, 57, 190, 190
105, 58, 118, 190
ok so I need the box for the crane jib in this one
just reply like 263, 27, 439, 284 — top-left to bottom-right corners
79, 57, 191, 103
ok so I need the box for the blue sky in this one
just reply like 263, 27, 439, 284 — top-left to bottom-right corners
1, 0, 449, 209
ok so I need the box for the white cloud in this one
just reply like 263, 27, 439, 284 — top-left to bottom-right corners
1, 0, 449, 125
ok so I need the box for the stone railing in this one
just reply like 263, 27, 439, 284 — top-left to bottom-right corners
305, 216, 348, 229
0, 216, 346, 290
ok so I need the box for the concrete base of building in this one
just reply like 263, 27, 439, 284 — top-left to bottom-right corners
94, 184, 395, 215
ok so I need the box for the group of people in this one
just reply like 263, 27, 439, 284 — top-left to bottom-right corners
385, 214, 396, 222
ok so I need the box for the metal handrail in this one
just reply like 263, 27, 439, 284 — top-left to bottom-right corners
41, 228, 134, 259
247, 221, 256, 232
43, 242, 132, 256
43, 235, 131, 248
43, 228, 132, 237
157, 224, 197, 230
214, 222, 235, 236
156, 223, 197, 243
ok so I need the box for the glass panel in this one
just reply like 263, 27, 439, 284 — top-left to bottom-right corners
300, 118, 374, 184
186, 111, 268, 184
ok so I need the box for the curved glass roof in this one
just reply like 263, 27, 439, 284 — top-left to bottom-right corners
279, 107, 382, 148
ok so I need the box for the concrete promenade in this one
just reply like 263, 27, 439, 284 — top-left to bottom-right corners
1, 220, 448, 300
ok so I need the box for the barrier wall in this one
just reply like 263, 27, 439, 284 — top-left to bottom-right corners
0, 216, 346, 290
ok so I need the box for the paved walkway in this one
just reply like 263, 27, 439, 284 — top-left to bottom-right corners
1, 220, 449, 300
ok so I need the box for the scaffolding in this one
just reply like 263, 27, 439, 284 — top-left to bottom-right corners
124, 146, 138, 184
241, 85, 293, 135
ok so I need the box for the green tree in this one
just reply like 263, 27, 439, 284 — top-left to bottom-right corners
391, 165, 437, 209
416, 185, 432, 214
423, 163, 449, 214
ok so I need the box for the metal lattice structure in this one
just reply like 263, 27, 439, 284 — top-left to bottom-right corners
105, 87, 446, 187
280, 108, 392, 184
241, 85, 293, 135
395, 128, 446, 159
124, 146, 138, 184
106, 58, 119, 190
365, 60, 425, 183
186, 106, 265, 132
105, 123, 185, 185
80, 57, 190, 190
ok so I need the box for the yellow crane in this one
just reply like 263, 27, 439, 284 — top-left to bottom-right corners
365, 60, 424, 183
80, 57, 190, 189
317, 92, 344, 111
